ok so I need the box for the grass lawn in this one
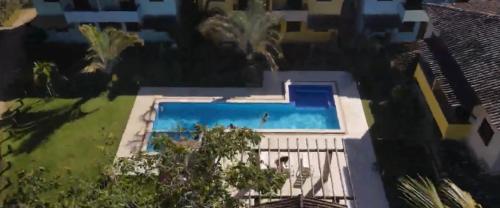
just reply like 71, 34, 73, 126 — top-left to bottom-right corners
0, 94, 135, 199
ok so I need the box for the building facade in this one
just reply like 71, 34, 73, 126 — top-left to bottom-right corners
356, 0, 433, 43
32, 0, 178, 42
201, 0, 344, 43
414, 2, 500, 174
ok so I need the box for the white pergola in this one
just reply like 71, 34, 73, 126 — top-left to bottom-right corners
233, 137, 356, 207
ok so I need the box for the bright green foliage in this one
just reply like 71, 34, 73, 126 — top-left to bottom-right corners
79, 24, 144, 74
3, 126, 286, 207
0, 0, 23, 26
399, 176, 482, 208
151, 125, 287, 207
33, 61, 58, 97
199, 0, 283, 71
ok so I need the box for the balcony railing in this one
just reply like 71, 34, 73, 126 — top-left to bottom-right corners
64, 4, 140, 23
64, 2, 138, 12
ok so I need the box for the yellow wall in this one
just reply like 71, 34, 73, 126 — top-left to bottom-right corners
414, 64, 471, 140
305, 0, 343, 15
203, 0, 340, 43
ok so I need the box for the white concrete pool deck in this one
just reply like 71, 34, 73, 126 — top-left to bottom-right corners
116, 71, 388, 208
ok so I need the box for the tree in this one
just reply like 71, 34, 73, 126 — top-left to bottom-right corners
33, 61, 58, 97
4, 126, 287, 207
0, 0, 23, 26
399, 176, 482, 208
199, 0, 283, 71
79, 24, 144, 74
150, 125, 287, 207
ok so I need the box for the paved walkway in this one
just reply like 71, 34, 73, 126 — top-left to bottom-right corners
117, 71, 389, 208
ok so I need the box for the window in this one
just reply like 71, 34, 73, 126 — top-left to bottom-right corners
126, 22, 140, 32
286, 21, 301, 32
55, 27, 69, 32
399, 22, 415, 32
99, 22, 122, 30
478, 119, 494, 146
80, 22, 96, 26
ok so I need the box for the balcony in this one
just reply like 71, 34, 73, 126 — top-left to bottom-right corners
272, 0, 306, 10
404, 0, 422, 10
64, 4, 140, 23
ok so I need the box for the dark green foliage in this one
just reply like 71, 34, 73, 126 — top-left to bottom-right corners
3, 167, 59, 207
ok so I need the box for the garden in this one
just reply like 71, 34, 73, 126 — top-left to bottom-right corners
0, 0, 497, 207
0, 0, 288, 206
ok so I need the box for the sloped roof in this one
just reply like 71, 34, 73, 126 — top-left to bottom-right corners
418, 40, 461, 108
423, 3, 500, 129
449, 0, 499, 15
253, 195, 346, 208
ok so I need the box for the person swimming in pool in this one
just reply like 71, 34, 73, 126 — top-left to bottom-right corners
262, 112, 269, 123
259, 112, 269, 128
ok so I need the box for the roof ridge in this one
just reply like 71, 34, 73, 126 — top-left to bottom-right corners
423, 2, 500, 17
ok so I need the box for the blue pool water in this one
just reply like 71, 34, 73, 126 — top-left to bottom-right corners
149, 85, 339, 151
152, 85, 339, 132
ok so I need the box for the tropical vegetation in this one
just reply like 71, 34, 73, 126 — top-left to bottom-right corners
199, 0, 283, 71
79, 24, 144, 74
399, 176, 482, 208
32, 61, 60, 97
0, 96, 136, 202
2, 126, 286, 207
0, 0, 23, 26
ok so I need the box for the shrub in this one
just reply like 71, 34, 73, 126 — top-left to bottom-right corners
0, 0, 23, 26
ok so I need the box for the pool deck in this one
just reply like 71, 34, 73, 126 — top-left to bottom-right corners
116, 71, 389, 208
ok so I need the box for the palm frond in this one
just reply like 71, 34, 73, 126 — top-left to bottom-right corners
199, 0, 283, 70
79, 24, 143, 74
199, 15, 242, 44
440, 179, 482, 208
398, 176, 447, 208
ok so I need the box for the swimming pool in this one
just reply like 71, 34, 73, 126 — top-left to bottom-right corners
152, 85, 340, 132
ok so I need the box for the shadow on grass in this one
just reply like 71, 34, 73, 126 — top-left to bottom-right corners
0, 98, 98, 155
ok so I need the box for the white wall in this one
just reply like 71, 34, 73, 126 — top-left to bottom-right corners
33, 0, 64, 15
467, 105, 500, 174
64, 11, 140, 23
361, 0, 404, 16
138, 0, 177, 16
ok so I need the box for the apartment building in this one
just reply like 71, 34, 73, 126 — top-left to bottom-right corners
356, 0, 433, 43
202, 0, 345, 43
414, 2, 500, 174
32, 0, 178, 42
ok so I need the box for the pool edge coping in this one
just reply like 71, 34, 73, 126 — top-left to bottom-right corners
142, 81, 347, 152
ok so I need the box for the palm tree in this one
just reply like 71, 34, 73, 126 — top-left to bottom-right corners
399, 176, 482, 208
33, 61, 57, 97
79, 24, 144, 74
198, 0, 283, 71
